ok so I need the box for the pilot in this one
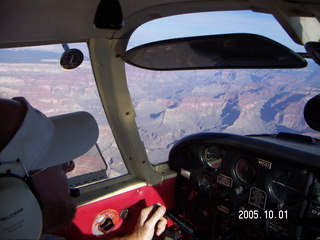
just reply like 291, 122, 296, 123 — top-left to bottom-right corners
0, 97, 167, 239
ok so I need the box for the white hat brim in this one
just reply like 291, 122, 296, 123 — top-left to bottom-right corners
33, 111, 99, 170
0, 97, 99, 176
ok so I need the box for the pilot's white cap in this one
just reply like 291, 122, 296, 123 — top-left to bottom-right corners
0, 97, 99, 177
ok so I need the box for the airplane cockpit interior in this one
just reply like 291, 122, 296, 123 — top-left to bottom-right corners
1, 0, 320, 239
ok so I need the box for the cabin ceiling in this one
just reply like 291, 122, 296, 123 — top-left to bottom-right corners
0, 0, 319, 48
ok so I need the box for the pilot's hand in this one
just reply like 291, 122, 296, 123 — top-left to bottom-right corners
128, 204, 167, 240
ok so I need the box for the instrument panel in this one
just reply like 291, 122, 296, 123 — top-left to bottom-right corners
168, 132, 320, 240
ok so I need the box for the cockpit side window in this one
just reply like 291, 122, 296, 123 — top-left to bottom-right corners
0, 43, 128, 186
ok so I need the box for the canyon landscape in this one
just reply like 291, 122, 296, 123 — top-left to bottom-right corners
1, 48, 320, 183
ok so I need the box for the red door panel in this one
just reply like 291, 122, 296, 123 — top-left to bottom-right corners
59, 177, 176, 239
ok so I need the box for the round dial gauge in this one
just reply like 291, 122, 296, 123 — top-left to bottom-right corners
235, 158, 256, 184
197, 173, 217, 198
60, 49, 84, 69
268, 171, 304, 205
203, 146, 222, 169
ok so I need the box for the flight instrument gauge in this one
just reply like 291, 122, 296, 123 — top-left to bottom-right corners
235, 158, 256, 184
268, 171, 305, 205
202, 146, 222, 169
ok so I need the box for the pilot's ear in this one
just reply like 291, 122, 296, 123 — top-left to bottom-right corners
0, 175, 42, 239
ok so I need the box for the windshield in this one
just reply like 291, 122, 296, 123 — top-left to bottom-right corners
126, 11, 320, 165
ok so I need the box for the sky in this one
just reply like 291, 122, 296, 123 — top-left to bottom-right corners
128, 10, 305, 52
